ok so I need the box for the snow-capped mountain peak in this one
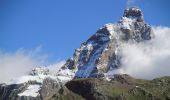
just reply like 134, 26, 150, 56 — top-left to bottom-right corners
62, 7, 154, 79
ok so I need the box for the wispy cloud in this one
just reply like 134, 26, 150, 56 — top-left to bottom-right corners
115, 26, 170, 79
0, 46, 48, 83
126, 0, 135, 8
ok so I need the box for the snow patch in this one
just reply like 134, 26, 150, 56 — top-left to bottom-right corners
75, 41, 109, 78
18, 84, 41, 97
119, 17, 134, 30
56, 68, 75, 77
9, 74, 52, 84
105, 23, 115, 36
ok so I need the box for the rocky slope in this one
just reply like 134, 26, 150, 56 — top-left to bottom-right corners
0, 66, 75, 100
63, 74, 170, 100
1, 74, 170, 100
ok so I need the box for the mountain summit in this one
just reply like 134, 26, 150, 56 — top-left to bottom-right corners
0, 7, 158, 100
123, 7, 144, 22
62, 7, 154, 78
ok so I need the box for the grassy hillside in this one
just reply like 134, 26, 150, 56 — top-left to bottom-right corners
50, 74, 170, 100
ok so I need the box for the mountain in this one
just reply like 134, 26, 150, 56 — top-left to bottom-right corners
63, 7, 154, 78
0, 7, 168, 100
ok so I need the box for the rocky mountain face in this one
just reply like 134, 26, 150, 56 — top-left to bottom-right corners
63, 7, 154, 78
0, 7, 164, 100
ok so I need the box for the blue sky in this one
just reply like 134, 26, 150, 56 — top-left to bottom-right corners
0, 0, 170, 63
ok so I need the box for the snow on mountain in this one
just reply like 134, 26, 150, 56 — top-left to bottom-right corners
3, 62, 76, 98
18, 84, 41, 97
6, 60, 75, 84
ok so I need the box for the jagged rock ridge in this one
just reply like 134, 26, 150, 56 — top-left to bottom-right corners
63, 7, 154, 78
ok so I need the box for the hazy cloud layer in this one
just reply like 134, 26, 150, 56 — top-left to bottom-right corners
0, 46, 48, 83
116, 26, 170, 79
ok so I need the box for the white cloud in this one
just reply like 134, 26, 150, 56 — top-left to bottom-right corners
116, 26, 170, 79
126, 0, 135, 8
0, 46, 49, 83
46, 61, 66, 75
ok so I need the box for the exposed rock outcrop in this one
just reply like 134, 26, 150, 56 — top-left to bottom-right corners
40, 78, 62, 100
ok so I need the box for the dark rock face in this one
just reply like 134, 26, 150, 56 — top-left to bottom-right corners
123, 7, 144, 22
120, 7, 154, 42
65, 78, 112, 100
0, 84, 22, 100
0, 82, 41, 100
40, 78, 62, 100
119, 18, 153, 42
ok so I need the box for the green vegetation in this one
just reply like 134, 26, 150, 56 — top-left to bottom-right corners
50, 87, 85, 100
50, 75, 170, 100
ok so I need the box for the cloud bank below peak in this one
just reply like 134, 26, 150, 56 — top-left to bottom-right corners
115, 26, 170, 79
0, 46, 49, 83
